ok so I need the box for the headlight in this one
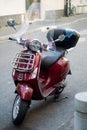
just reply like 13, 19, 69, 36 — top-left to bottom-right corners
29, 39, 41, 52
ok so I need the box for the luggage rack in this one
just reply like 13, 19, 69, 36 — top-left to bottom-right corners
12, 52, 35, 72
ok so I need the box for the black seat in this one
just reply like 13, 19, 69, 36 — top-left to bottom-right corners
41, 48, 65, 69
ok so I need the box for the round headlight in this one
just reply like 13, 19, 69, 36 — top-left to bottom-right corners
29, 39, 41, 52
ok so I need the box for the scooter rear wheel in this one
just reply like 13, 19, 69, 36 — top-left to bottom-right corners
12, 95, 29, 125
54, 81, 66, 99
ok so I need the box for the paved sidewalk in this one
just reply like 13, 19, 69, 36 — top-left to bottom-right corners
0, 13, 87, 41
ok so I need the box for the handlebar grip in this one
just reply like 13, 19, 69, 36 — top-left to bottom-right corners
9, 37, 17, 42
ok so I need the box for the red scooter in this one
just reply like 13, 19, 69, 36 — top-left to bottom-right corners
7, 2, 80, 125
8, 26, 80, 125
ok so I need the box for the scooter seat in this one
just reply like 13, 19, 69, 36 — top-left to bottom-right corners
41, 48, 65, 69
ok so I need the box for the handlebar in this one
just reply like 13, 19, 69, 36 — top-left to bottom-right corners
9, 37, 17, 42
9, 36, 64, 52
9, 37, 30, 47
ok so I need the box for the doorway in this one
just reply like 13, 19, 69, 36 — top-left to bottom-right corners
26, 0, 40, 10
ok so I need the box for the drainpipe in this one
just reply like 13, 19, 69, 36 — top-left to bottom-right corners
69, 0, 71, 15
65, 0, 69, 16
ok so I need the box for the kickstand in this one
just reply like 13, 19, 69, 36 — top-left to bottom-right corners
44, 97, 47, 102
54, 96, 68, 102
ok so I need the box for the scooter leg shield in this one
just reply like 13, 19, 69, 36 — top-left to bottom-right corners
16, 83, 33, 100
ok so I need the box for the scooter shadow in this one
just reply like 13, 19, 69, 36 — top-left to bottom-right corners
3, 94, 68, 130
23, 94, 68, 126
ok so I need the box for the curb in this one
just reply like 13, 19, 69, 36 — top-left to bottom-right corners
0, 16, 87, 41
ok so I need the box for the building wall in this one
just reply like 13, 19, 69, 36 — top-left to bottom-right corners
0, 0, 25, 27
0, 0, 25, 16
72, 0, 87, 5
72, 0, 87, 14
0, 0, 87, 27
44, 0, 64, 10
41, 0, 64, 20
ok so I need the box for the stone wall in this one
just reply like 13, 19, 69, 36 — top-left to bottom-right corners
0, 14, 22, 27
77, 4, 87, 14
45, 10, 64, 20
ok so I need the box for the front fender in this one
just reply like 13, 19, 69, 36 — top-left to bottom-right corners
16, 83, 33, 100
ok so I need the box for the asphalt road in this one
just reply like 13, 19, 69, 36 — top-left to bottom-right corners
0, 19, 87, 130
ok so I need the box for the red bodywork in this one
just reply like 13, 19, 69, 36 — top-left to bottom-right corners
12, 49, 70, 100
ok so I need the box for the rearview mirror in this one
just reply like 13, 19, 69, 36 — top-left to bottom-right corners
54, 34, 65, 43
7, 19, 16, 31
7, 19, 15, 27
58, 34, 65, 41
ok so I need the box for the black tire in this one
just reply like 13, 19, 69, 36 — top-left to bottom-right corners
12, 95, 29, 125
54, 81, 66, 99
54, 86, 64, 99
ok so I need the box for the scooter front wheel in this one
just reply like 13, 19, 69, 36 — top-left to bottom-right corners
12, 95, 29, 125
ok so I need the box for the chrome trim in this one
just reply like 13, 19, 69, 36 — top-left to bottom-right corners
12, 52, 35, 72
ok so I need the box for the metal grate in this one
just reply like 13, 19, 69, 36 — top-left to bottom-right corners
12, 52, 35, 72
